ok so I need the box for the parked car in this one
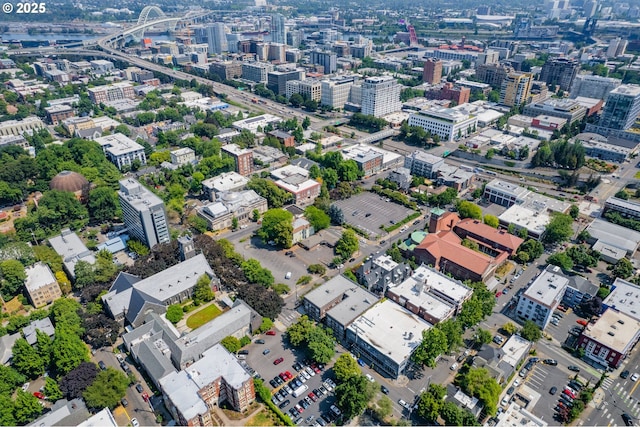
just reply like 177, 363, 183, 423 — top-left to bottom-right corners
543, 359, 558, 366
622, 370, 630, 379
135, 383, 144, 393
507, 386, 515, 395
493, 335, 505, 345
266, 330, 276, 336
33, 392, 44, 399
263, 349, 271, 355
274, 357, 284, 365
98, 361, 107, 371
632, 373, 639, 382
568, 365, 581, 372
131, 418, 139, 427
550, 386, 557, 395
256, 339, 265, 344
279, 400, 290, 409
622, 413, 634, 426
450, 363, 459, 371
381, 385, 389, 394
121, 398, 128, 407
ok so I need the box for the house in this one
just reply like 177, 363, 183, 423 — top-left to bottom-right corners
355, 253, 412, 294
49, 229, 96, 280
27, 399, 90, 427
472, 335, 531, 383
577, 308, 640, 369
0, 333, 19, 365
292, 218, 314, 244
102, 254, 219, 327
23, 317, 55, 345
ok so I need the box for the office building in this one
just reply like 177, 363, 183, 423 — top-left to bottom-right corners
539, 58, 579, 92
597, 85, 640, 131
118, 178, 170, 248
321, 76, 357, 109
350, 43, 372, 58
407, 106, 478, 142
404, 151, 444, 178
422, 58, 443, 84
516, 266, 568, 329
241, 62, 274, 83
310, 50, 337, 75
523, 98, 587, 124
209, 61, 242, 81
607, 37, 628, 58
222, 144, 253, 176
570, 75, 621, 100
270, 13, 286, 45
206, 23, 228, 54
579, 133, 631, 163
577, 309, 640, 369
476, 63, 514, 88
0, 116, 45, 136
361, 76, 402, 118
197, 190, 268, 231
500, 72, 533, 107
45, 105, 74, 126
345, 300, 432, 378
585, 218, 640, 263
201, 172, 249, 201
87, 82, 135, 104
24, 263, 62, 308
477, 50, 500, 66
286, 79, 322, 102
267, 69, 305, 95
95, 134, 147, 171
604, 196, 640, 220
438, 83, 471, 105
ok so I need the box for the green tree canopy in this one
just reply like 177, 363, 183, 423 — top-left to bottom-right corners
547, 252, 574, 271
335, 229, 359, 261
83, 368, 130, 410
520, 320, 542, 342
416, 383, 447, 422
412, 327, 448, 368
241, 258, 275, 287
304, 206, 330, 231
51, 328, 90, 375
613, 257, 634, 279
456, 201, 483, 220
247, 178, 292, 208
543, 213, 574, 244
220, 336, 242, 353
14, 390, 42, 424
11, 338, 45, 379
334, 374, 376, 419
166, 304, 184, 324
333, 353, 361, 382
483, 214, 499, 228
88, 186, 119, 223
0, 259, 26, 299
193, 274, 214, 305
456, 367, 501, 416
257, 209, 293, 248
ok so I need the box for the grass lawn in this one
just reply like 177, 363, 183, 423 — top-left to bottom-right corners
635, 171, 640, 179
186, 303, 223, 329
247, 409, 276, 426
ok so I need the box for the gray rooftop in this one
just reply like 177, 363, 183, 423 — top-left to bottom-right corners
304, 275, 362, 308
48, 229, 96, 278
325, 285, 379, 327
28, 399, 89, 427
24, 262, 57, 293
23, 317, 55, 346
118, 178, 165, 213
586, 218, 640, 255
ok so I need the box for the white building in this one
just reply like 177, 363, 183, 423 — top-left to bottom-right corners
241, 62, 274, 83
95, 134, 147, 170
201, 172, 249, 201
0, 116, 45, 136
49, 229, 96, 280
321, 76, 357, 109
197, 190, 268, 231
286, 79, 322, 102
516, 266, 568, 329
570, 74, 622, 100
170, 148, 196, 166
408, 106, 478, 142
232, 114, 282, 133
118, 178, 170, 248
361, 76, 402, 118
603, 278, 640, 322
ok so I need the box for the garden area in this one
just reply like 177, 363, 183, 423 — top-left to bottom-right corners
186, 303, 223, 329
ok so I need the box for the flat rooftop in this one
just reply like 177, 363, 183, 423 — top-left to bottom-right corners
118, 178, 165, 211
388, 276, 455, 321
501, 334, 531, 368
586, 218, 640, 254
604, 278, 640, 321
325, 286, 379, 327
522, 267, 568, 308
348, 300, 432, 366
304, 275, 361, 308
485, 179, 530, 199
95, 134, 144, 156
582, 309, 640, 353
24, 262, 56, 292
499, 205, 549, 235
409, 265, 472, 305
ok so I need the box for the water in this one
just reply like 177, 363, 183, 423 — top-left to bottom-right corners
0, 33, 172, 42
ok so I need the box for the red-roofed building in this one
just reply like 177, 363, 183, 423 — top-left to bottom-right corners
454, 218, 524, 256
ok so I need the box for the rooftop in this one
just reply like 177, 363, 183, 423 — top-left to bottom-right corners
24, 262, 57, 293
325, 285, 379, 327
275, 178, 320, 193
495, 402, 547, 427
270, 164, 310, 181
23, 317, 55, 346
95, 133, 144, 156
118, 178, 165, 212
500, 334, 532, 369
606, 196, 640, 212
485, 179, 530, 200
610, 84, 640, 97
201, 172, 248, 193
582, 308, 640, 353
221, 143, 252, 156
522, 266, 569, 308
499, 205, 550, 235
586, 218, 640, 254
388, 275, 455, 321
416, 231, 496, 277
408, 264, 472, 305
454, 218, 524, 252
48, 229, 96, 277
348, 300, 432, 366
304, 275, 361, 308
604, 278, 640, 321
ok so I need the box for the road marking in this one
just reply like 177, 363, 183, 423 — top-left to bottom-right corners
604, 408, 608, 415
630, 379, 640, 397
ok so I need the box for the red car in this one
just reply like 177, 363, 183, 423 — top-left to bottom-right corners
284, 371, 293, 380
33, 392, 44, 399
266, 330, 276, 336
142, 392, 149, 402
495, 291, 502, 298
308, 392, 318, 402
576, 319, 588, 326
274, 357, 284, 365
563, 389, 577, 399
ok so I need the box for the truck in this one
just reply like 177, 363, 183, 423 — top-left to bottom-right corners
292, 384, 308, 398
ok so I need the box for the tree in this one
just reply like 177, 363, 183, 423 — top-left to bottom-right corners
33, 245, 63, 272
483, 214, 499, 228
0, 394, 15, 426
193, 274, 214, 305
416, 384, 446, 422
166, 304, 184, 324
257, 209, 293, 248
302, 116, 311, 130
14, 390, 42, 424
0, 365, 25, 395
437, 319, 463, 353
335, 230, 359, 261
11, 338, 45, 379
456, 367, 501, 416
304, 206, 330, 231
73, 260, 95, 290
502, 322, 518, 336
0, 259, 25, 299
308, 264, 326, 275
457, 201, 483, 220
547, 252, 574, 271
241, 258, 275, 287
334, 374, 375, 419
461, 238, 480, 251
231, 216, 238, 230
220, 336, 242, 353
333, 353, 361, 382
412, 327, 448, 368
88, 186, 118, 223
615, 190, 630, 200
289, 93, 304, 107
520, 320, 542, 342
51, 328, 90, 375
474, 328, 493, 346
373, 395, 393, 421
59, 360, 98, 400
44, 375, 63, 402
83, 368, 129, 410
257, 317, 273, 334
543, 213, 574, 244
613, 258, 634, 279
569, 205, 580, 220
286, 316, 315, 347
306, 326, 335, 364
328, 204, 344, 225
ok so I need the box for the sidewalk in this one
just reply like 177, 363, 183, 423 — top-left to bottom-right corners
212, 403, 264, 426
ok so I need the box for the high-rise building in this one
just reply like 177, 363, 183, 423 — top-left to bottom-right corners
476, 50, 500, 66
570, 74, 622, 100
539, 57, 579, 92
222, 144, 253, 176
422, 58, 443, 84
267, 69, 305, 95
476, 63, 514, 88
607, 37, 628, 58
597, 85, 640, 131
321, 76, 357, 109
118, 178, 170, 248
310, 50, 337, 74
87, 82, 135, 104
270, 13, 286, 45
206, 23, 228, 54
242, 62, 274, 83
500, 72, 533, 107
209, 61, 243, 81
361, 76, 402, 117
286, 79, 322, 101
584, 0, 598, 17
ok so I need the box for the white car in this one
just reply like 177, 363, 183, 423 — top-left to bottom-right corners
501, 397, 510, 407
21, 383, 30, 392
305, 367, 315, 377
631, 373, 639, 382
131, 418, 140, 427
450, 363, 459, 371
285, 272, 292, 279
365, 373, 375, 383
513, 379, 521, 387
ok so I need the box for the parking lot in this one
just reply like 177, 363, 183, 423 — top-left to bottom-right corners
332, 193, 416, 240
243, 330, 341, 425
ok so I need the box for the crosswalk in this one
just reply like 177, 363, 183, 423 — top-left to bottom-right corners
608, 382, 640, 418
278, 310, 300, 327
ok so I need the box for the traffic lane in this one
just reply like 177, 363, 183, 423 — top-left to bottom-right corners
523, 362, 574, 424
